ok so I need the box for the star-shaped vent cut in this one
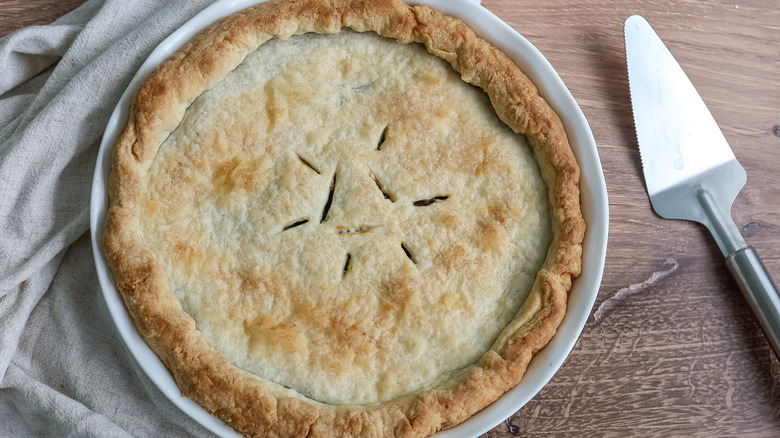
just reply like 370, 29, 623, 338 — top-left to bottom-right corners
279, 125, 450, 278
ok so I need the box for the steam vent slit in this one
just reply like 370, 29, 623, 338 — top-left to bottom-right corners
401, 242, 416, 264
297, 153, 321, 174
282, 218, 309, 231
343, 253, 352, 278
413, 195, 449, 207
377, 125, 389, 150
321, 171, 337, 223
336, 225, 374, 235
370, 172, 395, 202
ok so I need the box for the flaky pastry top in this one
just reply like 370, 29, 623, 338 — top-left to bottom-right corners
103, 0, 585, 436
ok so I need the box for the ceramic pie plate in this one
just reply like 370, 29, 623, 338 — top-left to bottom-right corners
89, 0, 608, 436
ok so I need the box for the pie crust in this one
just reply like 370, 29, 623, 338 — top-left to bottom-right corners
102, 0, 585, 436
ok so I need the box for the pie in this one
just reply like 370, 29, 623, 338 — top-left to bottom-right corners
102, 0, 585, 436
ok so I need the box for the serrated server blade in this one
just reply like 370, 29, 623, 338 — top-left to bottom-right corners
625, 15, 747, 252
625, 15, 747, 256
625, 15, 745, 197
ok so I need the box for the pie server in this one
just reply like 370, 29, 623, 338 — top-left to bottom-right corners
625, 15, 780, 358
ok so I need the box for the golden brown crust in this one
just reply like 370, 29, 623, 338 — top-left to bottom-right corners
102, 0, 585, 436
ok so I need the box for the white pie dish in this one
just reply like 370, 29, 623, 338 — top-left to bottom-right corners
89, 0, 608, 436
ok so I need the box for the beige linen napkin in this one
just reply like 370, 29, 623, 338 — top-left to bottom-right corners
0, 0, 220, 436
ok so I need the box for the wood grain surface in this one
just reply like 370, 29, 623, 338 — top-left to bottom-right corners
0, 0, 83, 36
2, 0, 779, 437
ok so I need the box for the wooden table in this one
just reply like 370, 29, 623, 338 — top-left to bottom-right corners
3, 0, 779, 436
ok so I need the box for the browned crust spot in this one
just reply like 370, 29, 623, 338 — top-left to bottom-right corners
102, 0, 585, 436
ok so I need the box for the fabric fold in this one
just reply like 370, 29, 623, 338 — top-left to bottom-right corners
0, 24, 83, 97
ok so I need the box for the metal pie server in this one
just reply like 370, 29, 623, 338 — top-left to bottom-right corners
625, 15, 780, 358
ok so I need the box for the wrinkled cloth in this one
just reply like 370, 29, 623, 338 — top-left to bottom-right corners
0, 1, 221, 436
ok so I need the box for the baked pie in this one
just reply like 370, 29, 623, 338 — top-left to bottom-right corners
102, 0, 585, 436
